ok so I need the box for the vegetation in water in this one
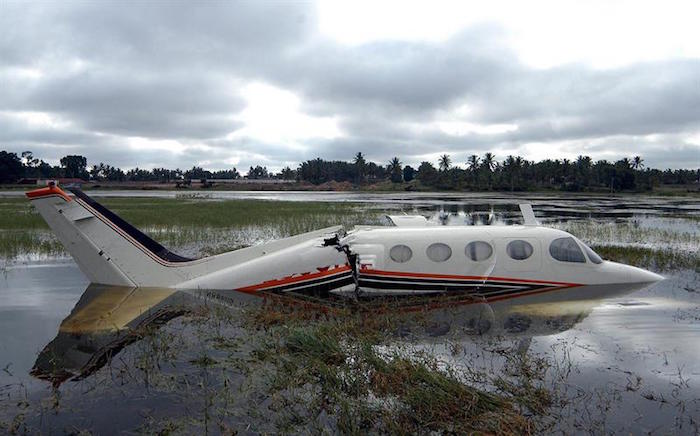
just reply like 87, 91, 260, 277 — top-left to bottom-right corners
0, 297, 556, 434
246, 301, 551, 434
0, 197, 380, 259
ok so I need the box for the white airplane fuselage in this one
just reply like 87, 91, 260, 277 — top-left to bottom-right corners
26, 186, 663, 301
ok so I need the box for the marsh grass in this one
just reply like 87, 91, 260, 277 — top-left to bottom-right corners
3, 196, 696, 272
592, 245, 699, 271
554, 219, 699, 271
0, 197, 379, 259
243, 300, 549, 434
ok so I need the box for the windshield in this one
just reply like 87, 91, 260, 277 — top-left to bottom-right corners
581, 242, 603, 264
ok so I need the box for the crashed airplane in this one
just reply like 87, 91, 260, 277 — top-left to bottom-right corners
26, 185, 663, 299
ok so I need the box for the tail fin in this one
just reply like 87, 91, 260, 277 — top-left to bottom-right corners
26, 186, 192, 286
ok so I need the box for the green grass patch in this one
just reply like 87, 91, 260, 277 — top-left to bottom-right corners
0, 197, 379, 259
593, 245, 699, 271
246, 304, 548, 434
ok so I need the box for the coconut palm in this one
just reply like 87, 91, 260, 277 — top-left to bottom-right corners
467, 154, 480, 172
353, 152, 366, 183
438, 154, 451, 172
481, 152, 496, 190
482, 152, 496, 172
387, 157, 403, 183
632, 156, 645, 170
466, 154, 481, 187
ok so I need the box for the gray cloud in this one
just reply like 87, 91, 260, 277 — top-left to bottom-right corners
0, 1, 698, 171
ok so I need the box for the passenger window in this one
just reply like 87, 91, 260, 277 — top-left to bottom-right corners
582, 243, 603, 264
549, 237, 586, 263
426, 243, 452, 262
507, 240, 533, 260
389, 244, 412, 263
465, 241, 493, 261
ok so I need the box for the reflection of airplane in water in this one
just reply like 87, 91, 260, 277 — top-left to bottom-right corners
27, 185, 662, 301
31, 286, 190, 385
33, 282, 641, 385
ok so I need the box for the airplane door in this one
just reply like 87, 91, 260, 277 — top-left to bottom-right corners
499, 237, 542, 273
463, 239, 498, 278
351, 244, 386, 271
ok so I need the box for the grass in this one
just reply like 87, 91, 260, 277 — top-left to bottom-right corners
1, 296, 552, 433
592, 245, 699, 271
554, 219, 699, 271
2, 196, 696, 272
245, 301, 550, 434
0, 197, 380, 259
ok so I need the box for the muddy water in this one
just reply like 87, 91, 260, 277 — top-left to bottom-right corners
0, 192, 698, 433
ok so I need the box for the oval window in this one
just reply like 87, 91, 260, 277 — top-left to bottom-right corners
465, 241, 493, 262
549, 237, 586, 263
506, 240, 534, 260
426, 243, 452, 262
389, 244, 413, 263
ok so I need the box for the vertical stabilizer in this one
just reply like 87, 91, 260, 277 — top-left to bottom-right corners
27, 186, 137, 286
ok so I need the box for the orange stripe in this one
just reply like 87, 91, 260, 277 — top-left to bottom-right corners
237, 265, 351, 293
25, 186, 72, 202
360, 268, 581, 287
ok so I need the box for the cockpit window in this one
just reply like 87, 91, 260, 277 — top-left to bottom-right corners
549, 237, 586, 263
506, 240, 534, 260
582, 243, 603, 264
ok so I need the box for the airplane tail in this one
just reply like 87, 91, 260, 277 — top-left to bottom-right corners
28, 185, 350, 289
26, 185, 193, 287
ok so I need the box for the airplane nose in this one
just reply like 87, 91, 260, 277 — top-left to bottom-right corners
625, 264, 664, 284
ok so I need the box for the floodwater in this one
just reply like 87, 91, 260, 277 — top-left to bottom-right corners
1, 191, 698, 433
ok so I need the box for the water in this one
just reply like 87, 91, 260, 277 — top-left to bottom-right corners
1, 192, 698, 433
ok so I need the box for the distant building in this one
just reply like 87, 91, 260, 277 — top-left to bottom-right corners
37, 178, 84, 187
205, 178, 295, 185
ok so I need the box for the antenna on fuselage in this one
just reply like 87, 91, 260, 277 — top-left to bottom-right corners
519, 203, 539, 226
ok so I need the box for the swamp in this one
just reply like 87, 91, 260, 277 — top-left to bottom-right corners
0, 190, 698, 434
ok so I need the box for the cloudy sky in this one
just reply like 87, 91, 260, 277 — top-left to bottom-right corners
1, 0, 699, 172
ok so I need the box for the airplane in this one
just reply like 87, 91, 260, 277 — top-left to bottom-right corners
26, 184, 663, 302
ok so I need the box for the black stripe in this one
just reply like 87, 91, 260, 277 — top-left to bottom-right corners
269, 275, 355, 298
69, 188, 194, 263
357, 281, 549, 299
359, 276, 520, 289
359, 275, 544, 292
267, 272, 353, 293
360, 273, 547, 288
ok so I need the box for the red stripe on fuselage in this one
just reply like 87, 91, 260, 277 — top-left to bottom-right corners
236, 265, 351, 293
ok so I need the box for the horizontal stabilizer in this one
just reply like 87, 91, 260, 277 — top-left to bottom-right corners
386, 215, 434, 227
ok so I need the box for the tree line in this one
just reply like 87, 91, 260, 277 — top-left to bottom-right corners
1, 149, 698, 192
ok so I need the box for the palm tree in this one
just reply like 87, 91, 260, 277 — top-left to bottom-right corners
503, 155, 516, 191
481, 152, 496, 190
387, 157, 403, 183
466, 154, 480, 188
353, 152, 366, 184
632, 156, 644, 170
467, 154, 480, 172
482, 152, 496, 172
438, 154, 451, 172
